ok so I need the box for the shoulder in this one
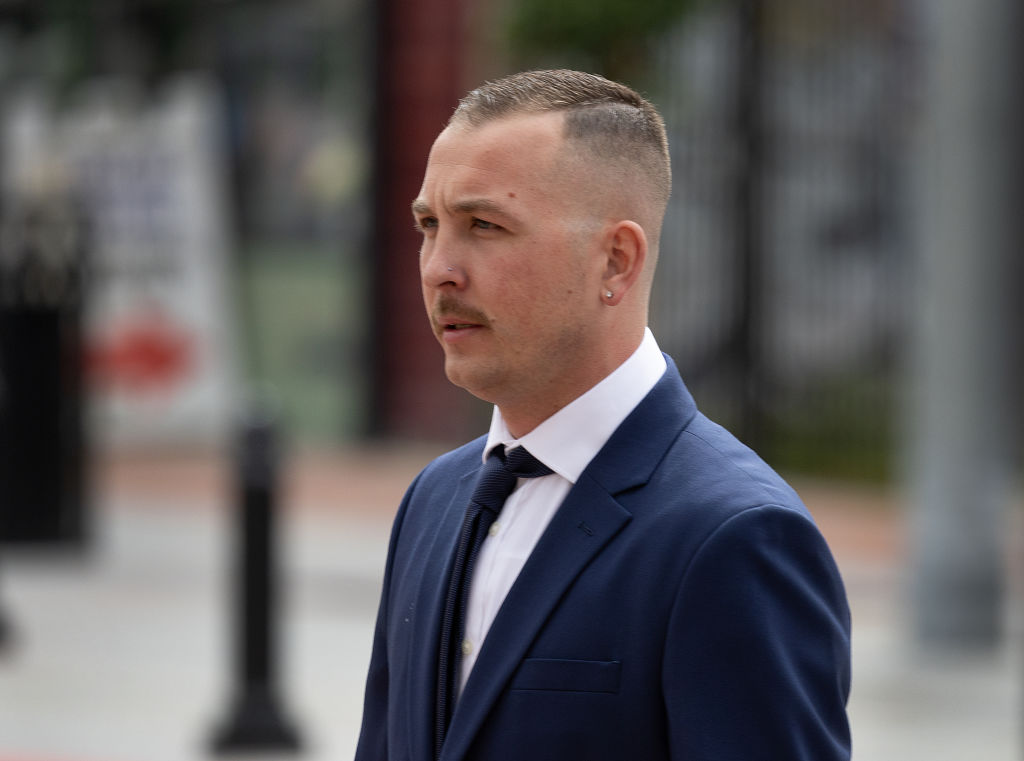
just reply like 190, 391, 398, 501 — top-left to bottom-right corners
597, 356, 813, 526
420, 434, 486, 478
617, 399, 823, 566
402, 434, 487, 502
673, 411, 808, 517
384, 435, 488, 556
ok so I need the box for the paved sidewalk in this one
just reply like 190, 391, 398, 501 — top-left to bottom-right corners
0, 447, 1019, 761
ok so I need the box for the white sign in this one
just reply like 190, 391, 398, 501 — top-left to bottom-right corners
2, 76, 239, 447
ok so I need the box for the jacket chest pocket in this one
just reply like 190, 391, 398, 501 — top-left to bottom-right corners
510, 658, 622, 694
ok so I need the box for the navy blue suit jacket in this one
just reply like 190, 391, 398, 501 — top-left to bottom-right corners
356, 359, 851, 761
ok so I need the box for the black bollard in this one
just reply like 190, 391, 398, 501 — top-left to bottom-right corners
0, 195, 89, 549
210, 406, 302, 753
0, 561, 11, 653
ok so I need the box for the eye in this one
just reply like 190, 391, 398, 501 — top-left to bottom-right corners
414, 216, 438, 233
471, 218, 501, 231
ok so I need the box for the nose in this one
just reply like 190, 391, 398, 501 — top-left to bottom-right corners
420, 237, 465, 290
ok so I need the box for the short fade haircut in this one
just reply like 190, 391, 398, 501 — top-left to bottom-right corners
450, 70, 672, 217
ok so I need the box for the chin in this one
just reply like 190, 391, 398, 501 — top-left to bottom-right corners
444, 360, 501, 404
443, 359, 474, 392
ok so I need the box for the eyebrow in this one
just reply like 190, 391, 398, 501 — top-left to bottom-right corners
411, 197, 517, 221
450, 198, 508, 217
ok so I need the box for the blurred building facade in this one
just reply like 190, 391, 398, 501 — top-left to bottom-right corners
650, 0, 918, 480
0, 0, 1006, 490
0, 1, 372, 449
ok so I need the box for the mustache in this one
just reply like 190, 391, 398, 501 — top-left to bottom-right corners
432, 295, 489, 327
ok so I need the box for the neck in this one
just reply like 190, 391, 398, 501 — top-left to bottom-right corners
498, 325, 646, 438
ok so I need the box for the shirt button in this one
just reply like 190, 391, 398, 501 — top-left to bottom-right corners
488, 522, 500, 537
462, 639, 474, 656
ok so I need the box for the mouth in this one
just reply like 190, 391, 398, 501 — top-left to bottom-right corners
432, 297, 489, 342
434, 314, 486, 343
434, 306, 486, 332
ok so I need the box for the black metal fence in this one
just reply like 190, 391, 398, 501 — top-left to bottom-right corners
649, 0, 917, 480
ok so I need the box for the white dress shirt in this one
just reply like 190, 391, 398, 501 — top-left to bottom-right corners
458, 328, 667, 693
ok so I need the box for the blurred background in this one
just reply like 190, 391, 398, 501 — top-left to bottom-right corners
0, 0, 1020, 759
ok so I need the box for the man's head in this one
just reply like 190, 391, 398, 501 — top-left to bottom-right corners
414, 70, 672, 436
451, 70, 671, 252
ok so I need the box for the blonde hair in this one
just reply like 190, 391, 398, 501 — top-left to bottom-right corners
451, 70, 671, 217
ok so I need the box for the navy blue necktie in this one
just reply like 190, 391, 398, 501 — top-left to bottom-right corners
435, 445, 552, 757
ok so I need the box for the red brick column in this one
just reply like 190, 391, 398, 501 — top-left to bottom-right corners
369, 0, 483, 441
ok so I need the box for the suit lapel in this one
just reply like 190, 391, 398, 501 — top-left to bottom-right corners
406, 461, 482, 760
441, 476, 631, 760
439, 360, 697, 760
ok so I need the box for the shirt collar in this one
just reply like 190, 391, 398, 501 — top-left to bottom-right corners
484, 328, 667, 483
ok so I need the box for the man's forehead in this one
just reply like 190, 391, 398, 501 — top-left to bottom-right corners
436, 109, 568, 152
430, 115, 581, 191
421, 122, 561, 181
413, 110, 610, 224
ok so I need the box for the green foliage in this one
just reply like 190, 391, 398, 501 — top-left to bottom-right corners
506, 0, 701, 81
761, 374, 897, 484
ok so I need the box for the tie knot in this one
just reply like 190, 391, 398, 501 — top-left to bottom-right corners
471, 445, 551, 515
501, 445, 553, 479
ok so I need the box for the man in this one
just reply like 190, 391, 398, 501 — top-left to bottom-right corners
356, 70, 851, 761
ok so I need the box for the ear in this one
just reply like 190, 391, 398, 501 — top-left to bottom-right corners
601, 220, 647, 306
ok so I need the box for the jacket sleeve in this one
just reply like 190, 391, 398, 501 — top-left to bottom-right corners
662, 504, 852, 761
354, 474, 422, 761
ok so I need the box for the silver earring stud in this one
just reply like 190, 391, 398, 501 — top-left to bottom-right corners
605, 290, 613, 299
